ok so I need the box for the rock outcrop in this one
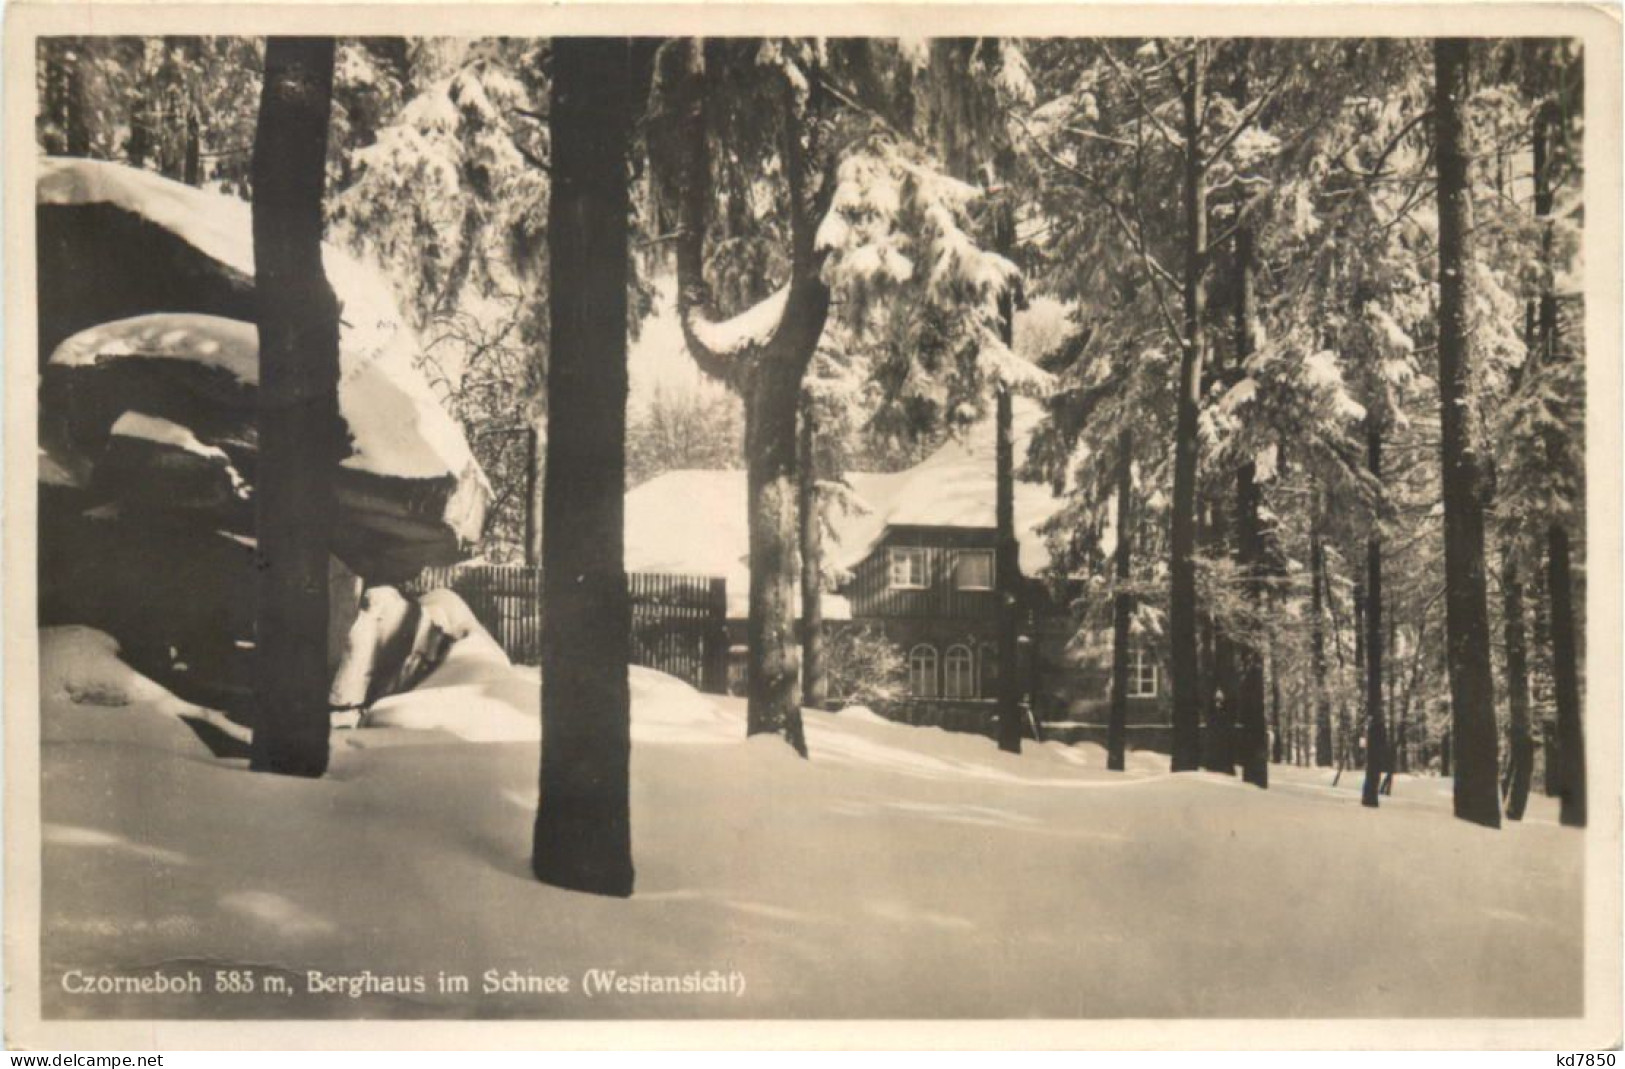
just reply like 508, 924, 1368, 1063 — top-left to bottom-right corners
36, 158, 490, 715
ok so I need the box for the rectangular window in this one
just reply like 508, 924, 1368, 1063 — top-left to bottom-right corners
1129, 648, 1158, 699
888, 547, 928, 589
953, 549, 994, 591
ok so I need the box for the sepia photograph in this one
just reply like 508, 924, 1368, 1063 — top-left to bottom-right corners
4, 2, 1621, 1050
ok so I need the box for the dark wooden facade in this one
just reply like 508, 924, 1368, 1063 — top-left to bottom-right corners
844, 526, 1000, 620
834, 526, 1169, 736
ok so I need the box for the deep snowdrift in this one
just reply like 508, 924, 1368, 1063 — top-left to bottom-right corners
38, 626, 1582, 1021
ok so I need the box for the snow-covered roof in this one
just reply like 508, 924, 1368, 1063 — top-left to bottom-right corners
623, 398, 1064, 615
621, 469, 854, 620
39, 159, 485, 488
850, 398, 1057, 573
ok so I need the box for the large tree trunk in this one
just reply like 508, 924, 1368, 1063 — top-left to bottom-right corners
666, 40, 826, 756
1310, 517, 1334, 767
532, 37, 635, 896
1502, 554, 1535, 820
1433, 38, 1501, 828
1168, 44, 1207, 773
1361, 414, 1388, 808
1108, 425, 1134, 772
1233, 219, 1267, 787
993, 189, 1024, 756
747, 369, 810, 754
799, 394, 826, 711
249, 38, 340, 778
1532, 100, 1586, 828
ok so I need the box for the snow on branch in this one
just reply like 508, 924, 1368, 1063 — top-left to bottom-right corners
685, 285, 790, 359
981, 331, 1058, 398
1302, 349, 1368, 423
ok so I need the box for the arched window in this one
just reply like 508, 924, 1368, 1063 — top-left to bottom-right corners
979, 643, 1000, 700
944, 644, 976, 699
908, 644, 939, 698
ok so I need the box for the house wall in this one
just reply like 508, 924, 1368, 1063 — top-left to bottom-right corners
844, 526, 1000, 620
842, 530, 1170, 729
1032, 619, 1169, 727
713, 527, 1173, 743
841, 529, 1006, 730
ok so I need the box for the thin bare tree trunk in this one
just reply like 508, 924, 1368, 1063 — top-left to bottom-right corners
1547, 526, 1584, 825
799, 394, 826, 710
1311, 515, 1334, 767
1503, 555, 1535, 820
1269, 636, 1284, 766
1108, 425, 1134, 772
1362, 414, 1389, 808
995, 384, 1023, 754
523, 423, 542, 568
1203, 498, 1237, 775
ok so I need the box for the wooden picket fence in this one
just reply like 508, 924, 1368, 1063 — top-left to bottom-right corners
408, 564, 729, 693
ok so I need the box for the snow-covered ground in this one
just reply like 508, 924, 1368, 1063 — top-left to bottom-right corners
38, 626, 1582, 1020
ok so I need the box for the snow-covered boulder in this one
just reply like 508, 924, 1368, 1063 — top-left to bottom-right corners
362, 599, 532, 741
330, 587, 416, 710
330, 587, 491, 711
40, 625, 251, 750
101, 410, 253, 516
38, 504, 362, 719
37, 159, 489, 581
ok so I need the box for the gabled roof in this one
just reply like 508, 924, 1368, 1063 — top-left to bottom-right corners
624, 399, 1065, 617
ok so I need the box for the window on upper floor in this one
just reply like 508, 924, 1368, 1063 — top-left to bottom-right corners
953, 549, 994, 591
888, 546, 928, 590
1129, 647, 1159, 699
